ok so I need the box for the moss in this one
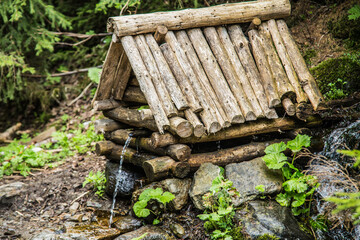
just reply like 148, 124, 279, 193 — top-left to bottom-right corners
256, 234, 280, 240
303, 47, 317, 66
310, 55, 360, 96
229, 226, 247, 240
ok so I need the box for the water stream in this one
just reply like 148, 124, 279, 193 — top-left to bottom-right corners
108, 134, 133, 227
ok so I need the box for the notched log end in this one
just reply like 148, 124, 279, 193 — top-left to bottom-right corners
107, 18, 116, 33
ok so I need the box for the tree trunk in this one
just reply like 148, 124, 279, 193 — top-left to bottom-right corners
168, 116, 193, 139
184, 110, 206, 138
107, 0, 291, 37
151, 132, 177, 149
143, 156, 190, 181
282, 98, 296, 116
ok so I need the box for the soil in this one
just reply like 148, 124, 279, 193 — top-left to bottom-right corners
0, 1, 353, 239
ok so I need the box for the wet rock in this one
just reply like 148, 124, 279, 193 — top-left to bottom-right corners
86, 201, 102, 208
170, 223, 185, 238
237, 200, 312, 240
161, 178, 191, 211
69, 202, 80, 215
189, 163, 221, 210
0, 181, 27, 205
114, 226, 173, 240
30, 229, 58, 240
226, 157, 283, 206
113, 216, 143, 234
105, 161, 144, 198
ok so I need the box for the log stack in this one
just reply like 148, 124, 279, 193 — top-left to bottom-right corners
93, 0, 324, 182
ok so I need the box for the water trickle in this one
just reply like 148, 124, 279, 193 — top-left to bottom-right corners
109, 134, 133, 227
217, 141, 221, 150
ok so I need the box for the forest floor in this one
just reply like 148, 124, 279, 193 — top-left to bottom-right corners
0, 1, 354, 239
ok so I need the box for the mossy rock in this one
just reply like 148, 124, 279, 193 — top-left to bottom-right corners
310, 56, 360, 96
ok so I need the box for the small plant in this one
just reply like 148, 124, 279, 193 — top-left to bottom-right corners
83, 170, 107, 198
324, 78, 348, 100
133, 188, 175, 225
197, 168, 239, 240
348, 4, 360, 20
262, 135, 319, 216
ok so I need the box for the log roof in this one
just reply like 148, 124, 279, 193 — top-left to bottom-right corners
94, 0, 324, 138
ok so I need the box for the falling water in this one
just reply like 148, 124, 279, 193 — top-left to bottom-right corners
109, 134, 133, 227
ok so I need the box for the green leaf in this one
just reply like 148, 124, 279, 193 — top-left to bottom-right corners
159, 191, 175, 204
197, 213, 210, 221
262, 153, 288, 169
137, 105, 150, 110
286, 134, 311, 153
255, 185, 265, 193
153, 219, 160, 225
133, 200, 150, 218
276, 192, 292, 207
264, 142, 287, 154
292, 193, 306, 208
87, 67, 101, 84
348, 4, 360, 20
283, 178, 308, 193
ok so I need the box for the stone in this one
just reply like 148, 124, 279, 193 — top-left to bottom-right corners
161, 178, 191, 211
225, 157, 283, 206
114, 226, 173, 240
69, 202, 80, 215
86, 201, 102, 208
189, 163, 221, 210
0, 181, 27, 205
170, 223, 185, 238
113, 216, 143, 234
105, 161, 144, 198
237, 200, 312, 240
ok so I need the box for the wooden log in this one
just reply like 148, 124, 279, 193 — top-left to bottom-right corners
165, 31, 221, 132
0, 123, 22, 143
154, 25, 168, 44
94, 119, 128, 133
187, 140, 287, 170
228, 25, 278, 119
245, 17, 261, 34
217, 26, 264, 119
184, 110, 206, 138
121, 36, 169, 133
113, 50, 132, 100
204, 27, 255, 121
166, 144, 191, 162
93, 99, 122, 111
267, 19, 308, 103
150, 117, 322, 147
96, 141, 116, 156
30, 126, 56, 144
122, 86, 147, 104
160, 43, 202, 112
143, 156, 190, 181
276, 19, 324, 110
248, 29, 281, 108
145, 34, 189, 111
95, 41, 122, 100
107, 0, 291, 37
129, 77, 139, 86
175, 30, 230, 128
104, 105, 158, 131
282, 98, 296, 116
151, 132, 177, 148
187, 28, 244, 124
139, 108, 154, 120
258, 22, 295, 100
134, 35, 177, 118
169, 116, 193, 138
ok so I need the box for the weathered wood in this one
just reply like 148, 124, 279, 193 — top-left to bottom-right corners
113, 50, 132, 100
134, 35, 177, 118
95, 41, 122, 100
104, 105, 158, 132
154, 25, 168, 44
175, 30, 229, 128
122, 86, 147, 104
184, 110, 206, 138
121, 36, 169, 133
97, 141, 157, 166
166, 144, 191, 162
93, 99, 122, 111
217, 26, 264, 119
145, 34, 189, 111
245, 17, 261, 34
258, 22, 295, 100
107, 0, 291, 37
276, 19, 324, 110
30, 126, 56, 144
227, 25, 278, 119
282, 98, 296, 116
166, 31, 221, 132
143, 156, 190, 181
151, 132, 177, 149
187, 140, 287, 170
187, 28, 244, 124
169, 116, 193, 138
129, 77, 139, 86
204, 27, 255, 121
139, 108, 154, 120
160, 43, 202, 112
267, 19, 308, 103
248, 29, 281, 108
94, 119, 128, 133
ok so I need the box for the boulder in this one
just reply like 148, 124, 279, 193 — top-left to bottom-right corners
189, 163, 221, 210
237, 200, 312, 240
113, 216, 143, 234
225, 157, 283, 206
161, 178, 191, 211
0, 181, 27, 205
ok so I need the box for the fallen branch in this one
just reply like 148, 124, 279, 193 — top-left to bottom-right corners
68, 82, 93, 106
0, 123, 22, 143
50, 32, 111, 39
22, 65, 102, 78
